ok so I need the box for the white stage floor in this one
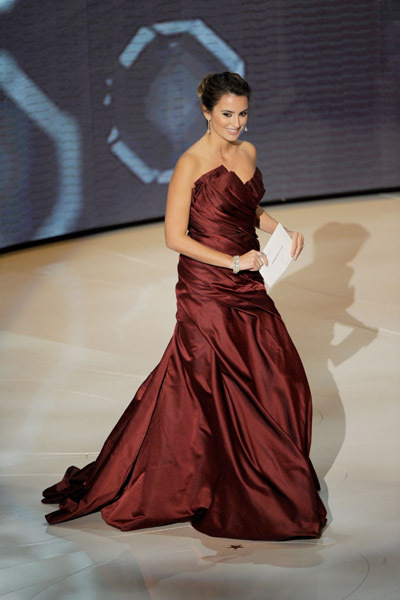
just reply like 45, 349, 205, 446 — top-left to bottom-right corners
1, 192, 399, 599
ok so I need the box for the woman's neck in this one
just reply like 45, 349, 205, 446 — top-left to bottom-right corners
203, 133, 238, 162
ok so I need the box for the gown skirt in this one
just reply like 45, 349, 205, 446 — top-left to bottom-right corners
42, 165, 327, 540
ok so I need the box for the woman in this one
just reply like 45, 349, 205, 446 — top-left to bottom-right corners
43, 72, 327, 540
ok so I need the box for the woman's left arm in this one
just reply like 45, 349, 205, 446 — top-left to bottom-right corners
255, 207, 305, 261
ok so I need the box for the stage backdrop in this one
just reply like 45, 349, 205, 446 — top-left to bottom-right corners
1, 0, 399, 249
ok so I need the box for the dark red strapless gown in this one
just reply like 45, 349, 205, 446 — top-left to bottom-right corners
42, 165, 327, 540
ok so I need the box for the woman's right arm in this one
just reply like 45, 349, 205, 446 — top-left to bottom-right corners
164, 155, 264, 272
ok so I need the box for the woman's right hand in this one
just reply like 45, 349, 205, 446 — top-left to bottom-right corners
237, 249, 268, 272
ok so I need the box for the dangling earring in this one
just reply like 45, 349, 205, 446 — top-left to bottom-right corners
207, 119, 211, 134
244, 126, 248, 132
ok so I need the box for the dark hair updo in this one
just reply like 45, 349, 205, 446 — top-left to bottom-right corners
197, 72, 251, 111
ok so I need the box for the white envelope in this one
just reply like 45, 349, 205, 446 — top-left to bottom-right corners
259, 223, 293, 288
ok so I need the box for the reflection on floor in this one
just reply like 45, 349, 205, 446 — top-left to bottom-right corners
0, 192, 399, 599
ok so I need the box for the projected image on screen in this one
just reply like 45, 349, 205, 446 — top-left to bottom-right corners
0, 0, 399, 249
106, 19, 244, 185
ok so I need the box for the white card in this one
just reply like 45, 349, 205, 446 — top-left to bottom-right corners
259, 223, 293, 288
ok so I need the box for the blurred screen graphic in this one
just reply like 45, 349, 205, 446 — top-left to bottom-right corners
0, 0, 399, 249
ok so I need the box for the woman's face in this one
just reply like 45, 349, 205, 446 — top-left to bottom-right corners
205, 93, 249, 141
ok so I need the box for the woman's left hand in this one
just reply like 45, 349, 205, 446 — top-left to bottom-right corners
286, 229, 305, 261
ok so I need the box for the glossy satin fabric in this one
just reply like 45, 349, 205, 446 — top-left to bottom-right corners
42, 165, 327, 540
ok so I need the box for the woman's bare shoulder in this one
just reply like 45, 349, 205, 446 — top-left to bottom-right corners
238, 140, 257, 162
171, 144, 209, 186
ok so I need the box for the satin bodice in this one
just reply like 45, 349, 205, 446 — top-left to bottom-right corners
176, 164, 270, 315
188, 164, 265, 255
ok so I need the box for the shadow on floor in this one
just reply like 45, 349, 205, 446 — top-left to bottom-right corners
271, 222, 378, 519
